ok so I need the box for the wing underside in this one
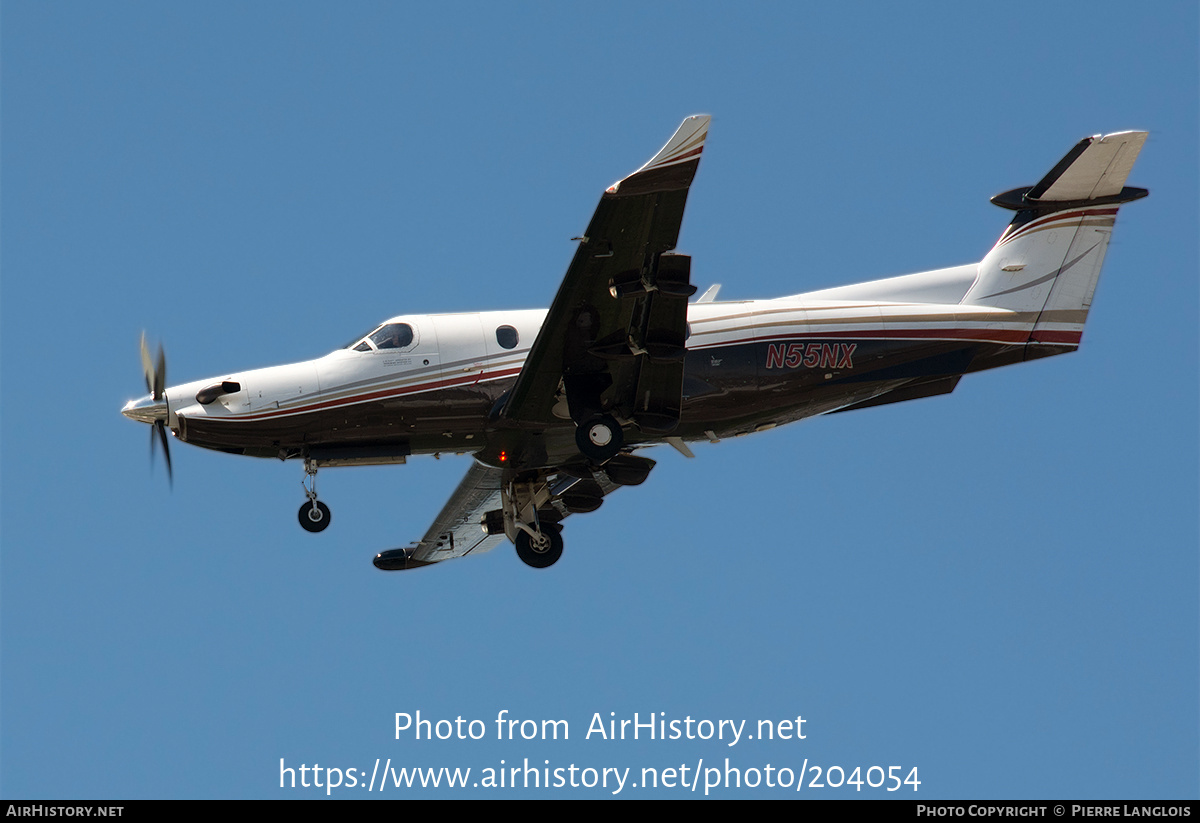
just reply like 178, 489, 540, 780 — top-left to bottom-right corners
488, 116, 711, 466
373, 459, 631, 571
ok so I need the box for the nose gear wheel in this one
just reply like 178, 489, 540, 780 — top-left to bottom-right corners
298, 459, 331, 533
299, 500, 331, 532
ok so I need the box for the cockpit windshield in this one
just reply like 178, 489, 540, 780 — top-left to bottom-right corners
343, 322, 415, 352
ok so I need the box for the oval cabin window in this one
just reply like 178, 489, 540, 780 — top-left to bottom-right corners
496, 325, 519, 349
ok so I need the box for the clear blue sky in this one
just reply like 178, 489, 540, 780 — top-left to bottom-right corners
2, 1, 1196, 799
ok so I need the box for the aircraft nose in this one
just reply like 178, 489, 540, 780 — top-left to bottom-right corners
121, 394, 168, 424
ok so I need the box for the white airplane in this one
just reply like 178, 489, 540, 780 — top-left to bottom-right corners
122, 116, 1148, 571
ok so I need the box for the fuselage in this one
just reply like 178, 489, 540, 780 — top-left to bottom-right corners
129, 262, 1076, 470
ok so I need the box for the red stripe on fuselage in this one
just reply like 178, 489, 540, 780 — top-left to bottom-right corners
220, 367, 523, 423
698, 327, 1036, 348
1029, 329, 1083, 344
222, 326, 1077, 425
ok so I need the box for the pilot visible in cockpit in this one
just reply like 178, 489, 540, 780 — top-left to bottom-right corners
372, 323, 414, 350
348, 321, 415, 352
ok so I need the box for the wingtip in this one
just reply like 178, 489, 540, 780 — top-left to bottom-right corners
641, 114, 711, 173
1100, 129, 1149, 141
606, 115, 712, 194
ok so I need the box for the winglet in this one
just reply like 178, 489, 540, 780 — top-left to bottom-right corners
606, 115, 711, 197
631, 115, 711, 176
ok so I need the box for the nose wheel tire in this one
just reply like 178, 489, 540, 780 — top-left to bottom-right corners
515, 526, 564, 568
299, 500, 331, 533
575, 414, 623, 463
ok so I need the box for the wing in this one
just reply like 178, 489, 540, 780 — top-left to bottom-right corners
493, 116, 711, 450
373, 460, 504, 570
374, 119, 702, 571
372, 458, 635, 571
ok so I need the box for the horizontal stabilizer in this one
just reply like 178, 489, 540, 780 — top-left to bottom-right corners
1031, 131, 1147, 201
991, 131, 1149, 211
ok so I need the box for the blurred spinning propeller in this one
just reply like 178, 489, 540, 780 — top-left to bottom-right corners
138, 333, 173, 485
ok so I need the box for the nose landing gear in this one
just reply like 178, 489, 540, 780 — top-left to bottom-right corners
298, 459, 331, 533
299, 500, 331, 532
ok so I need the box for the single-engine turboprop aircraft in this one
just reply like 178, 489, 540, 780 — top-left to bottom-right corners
122, 116, 1148, 571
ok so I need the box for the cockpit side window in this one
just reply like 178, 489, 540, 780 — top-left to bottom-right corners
369, 323, 415, 350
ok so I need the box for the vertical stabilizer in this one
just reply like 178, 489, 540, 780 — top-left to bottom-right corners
962, 131, 1148, 350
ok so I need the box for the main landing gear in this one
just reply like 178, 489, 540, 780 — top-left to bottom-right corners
502, 476, 566, 569
514, 523, 563, 568
298, 459, 331, 533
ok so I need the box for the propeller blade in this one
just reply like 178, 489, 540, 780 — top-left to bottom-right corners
154, 344, 166, 400
140, 333, 168, 400
140, 333, 154, 395
155, 420, 174, 486
138, 333, 173, 487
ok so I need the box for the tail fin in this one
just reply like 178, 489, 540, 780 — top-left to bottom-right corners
962, 131, 1148, 349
